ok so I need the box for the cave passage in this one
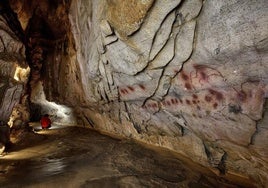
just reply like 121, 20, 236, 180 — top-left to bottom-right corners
0, 0, 267, 187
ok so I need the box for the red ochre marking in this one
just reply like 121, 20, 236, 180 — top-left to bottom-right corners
208, 89, 216, 95
216, 92, 223, 101
167, 101, 171, 106
193, 64, 208, 70
179, 99, 183, 104
209, 89, 223, 101
213, 103, 218, 109
192, 94, 198, 99
237, 90, 247, 102
185, 83, 192, 90
175, 98, 179, 104
124, 89, 129, 94
200, 71, 208, 80
139, 84, 146, 90
205, 95, 212, 102
181, 72, 189, 81
193, 64, 223, 85
120, 88, 128, 94
171, 99, 175, 104
186, 99, 191, 105
128, 86, 135, 92
192, 100, 197, 104
152, 103, 157, 108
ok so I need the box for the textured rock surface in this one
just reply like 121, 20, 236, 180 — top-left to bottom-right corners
68, 0, 268, 187
4, 0, 268, 187
0, 10, 27, 124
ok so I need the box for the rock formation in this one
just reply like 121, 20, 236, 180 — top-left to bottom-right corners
0, 0, 267, 187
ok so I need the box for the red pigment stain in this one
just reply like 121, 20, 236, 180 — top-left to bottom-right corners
147, 104, 152, 108
175, 98, 179, 104
237, 90, 247, 102
192, 94, 198, 99
139, 84, 146, 90
162, 101, 166, 106
200, 71, 207, 80
205, 95, 212, 102
213, 103, 218, 109
179, 99, 183, 104
167, 101, 171, 106
181, 72, 189, 81
192, 100, 197, 104
120, 89, 125, 94
193, 64, 208, 70
128, 86, 135, 92
153, 103, 157, 108
186, 99, 191, 105
209, 89, 217, 95
171, 99, 175, 104
185, 83, 192, 90
208, 89, 223, 101
124, 89, 129, 94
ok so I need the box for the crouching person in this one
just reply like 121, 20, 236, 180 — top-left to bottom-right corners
40, 114, 51, 129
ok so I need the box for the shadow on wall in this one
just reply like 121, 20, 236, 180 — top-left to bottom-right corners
30, 81, 76, 125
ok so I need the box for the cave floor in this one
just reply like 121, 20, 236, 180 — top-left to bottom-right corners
0, 123, 255, 188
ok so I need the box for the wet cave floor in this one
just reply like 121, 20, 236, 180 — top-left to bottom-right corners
0, 123, 256, 188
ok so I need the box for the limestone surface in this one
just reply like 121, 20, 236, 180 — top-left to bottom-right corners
68, 1, 268, 186
3, 0, 268, 187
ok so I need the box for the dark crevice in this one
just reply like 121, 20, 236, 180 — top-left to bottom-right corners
84, 115, 95, 128
217, 152, 227, 175
148, 11, 176, 62
132, 1, 183, 77
124, 102, 142, 134
0, 0, 25, 44
249, 99, 268, 146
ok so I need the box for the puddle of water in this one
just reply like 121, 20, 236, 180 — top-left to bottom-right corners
1, 157, 68, 186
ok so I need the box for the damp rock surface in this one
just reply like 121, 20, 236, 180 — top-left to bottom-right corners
0, 125, 256, 188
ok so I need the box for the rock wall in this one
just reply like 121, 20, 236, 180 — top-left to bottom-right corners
5, 0, 267, 187
68, 0, 268, 187
0, 8, 28, 125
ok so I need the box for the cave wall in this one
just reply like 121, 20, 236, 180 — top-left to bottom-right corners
67, 0, 268, 186
0, 2, 28, 125
5, 0, 268, 186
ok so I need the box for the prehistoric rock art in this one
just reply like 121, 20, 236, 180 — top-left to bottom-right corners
68, 0, 268, 186
1, 0, 267, 187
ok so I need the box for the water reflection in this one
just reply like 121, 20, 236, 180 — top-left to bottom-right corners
39, 158, 66, 176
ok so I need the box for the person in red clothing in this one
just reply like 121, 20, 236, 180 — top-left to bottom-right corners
40, 114, 52, 129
